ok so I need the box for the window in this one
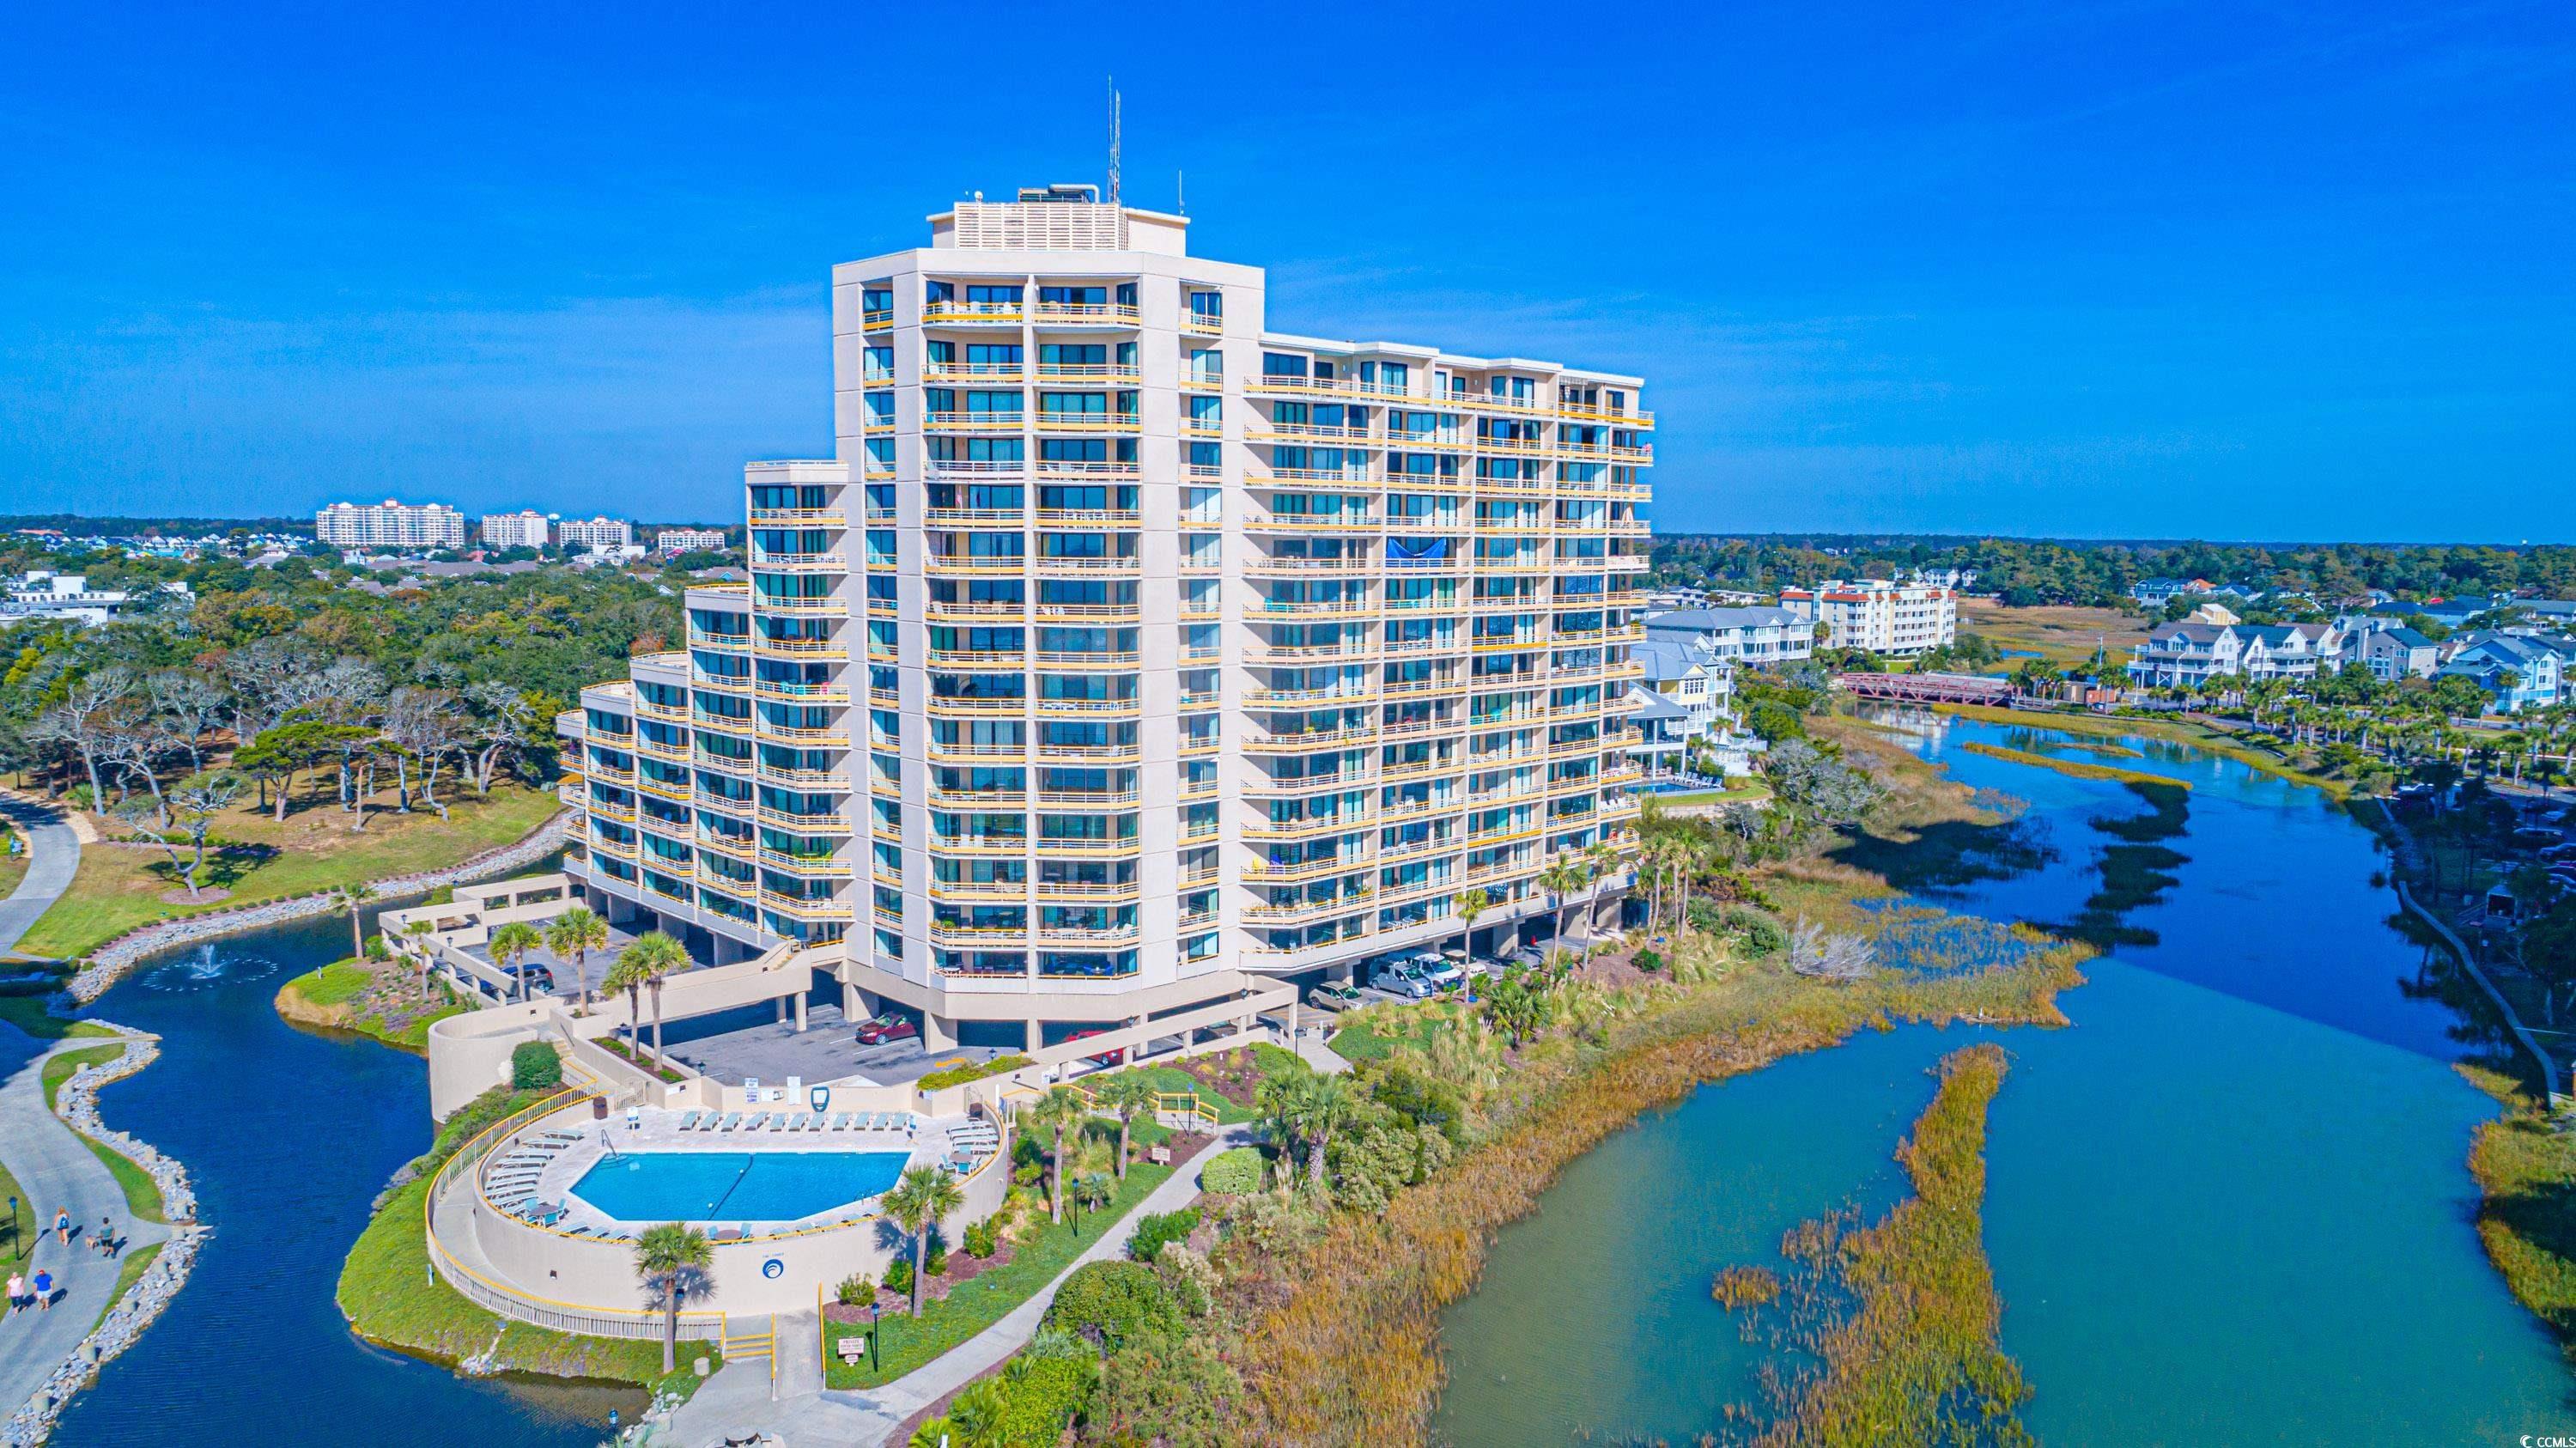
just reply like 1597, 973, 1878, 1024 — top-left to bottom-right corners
1262, 352, 1309, 379
1188, 290, 1222, 319
1188, 348, 1223, 382
966, 284, 1023, 304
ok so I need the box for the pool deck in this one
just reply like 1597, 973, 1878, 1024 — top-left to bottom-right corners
477, 1109, 975, 1238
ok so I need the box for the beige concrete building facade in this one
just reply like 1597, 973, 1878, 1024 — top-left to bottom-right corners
556, 186, 1652, 1049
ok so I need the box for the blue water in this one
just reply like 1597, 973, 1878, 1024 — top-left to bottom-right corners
570, 1150, 907, 1223
1437, 711, 2576, 1445
47, 892, 635, 1448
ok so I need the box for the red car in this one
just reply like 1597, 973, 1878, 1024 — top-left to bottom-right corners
1063, 1027, 1126, 1066
855, 1013, 918, 1045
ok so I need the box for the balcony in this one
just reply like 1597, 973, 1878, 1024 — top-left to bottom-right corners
1182, 312, 1224, 337
926, 554, 1030, 578
752, 718, 845, 745
930, 835, 1033, 857
1031, 458, 1140, 481
927, 411, 1025, 431
1030, 554, 1141, 577
760, 891, 852, 921
753, 636, 848, 660
756, 594, 847, 616
925, 359, 1026, 385
1036, 362, 1141, 385
923, 301, 1024, 325
1030, 301, 1140, 326
927, 695, 1029, 718
754, 678, 849, 704
1243, 510, 1381, 533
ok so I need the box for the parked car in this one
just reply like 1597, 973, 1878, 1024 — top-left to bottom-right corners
1374, 963, 1437, 1000
1409, 952, 1467, 991
2540, 843, 2576, 861
501, 961, 555, 994
1308, 981, 1364, 1012
1061, 1026, 1127, 1065
2512, 826, 2561, 844
855, 1013, 918, 1045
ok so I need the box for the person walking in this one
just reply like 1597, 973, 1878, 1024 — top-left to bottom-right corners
5, 1270, 21, 1315
30, 1268, 52, 1311
52, 1208, 69, 1245
96, 1215, 116, 1257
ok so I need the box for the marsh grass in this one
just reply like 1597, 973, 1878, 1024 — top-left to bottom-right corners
2459, 1063, 2576, 1361
1728, 1043, 2032, 1446
1229, 958, 2081, 1445
1958, 741, 2190, 793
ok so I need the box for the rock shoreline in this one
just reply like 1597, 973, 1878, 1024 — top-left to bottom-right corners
61, 812, 565, 1005
2, 1031, 204, 1448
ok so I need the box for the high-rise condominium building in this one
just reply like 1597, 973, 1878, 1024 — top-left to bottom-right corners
556, 186, 1651, 1051
1780, 579, 1957, 657
556, 516, 634, 551
480, 510, 552, 551
315, 499, 467, 551
657, 527, 732, 553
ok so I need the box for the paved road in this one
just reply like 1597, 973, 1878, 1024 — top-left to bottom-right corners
662, 1126, 1253, 1447
0, 796, 79, 960
0, 1027, 171, 1417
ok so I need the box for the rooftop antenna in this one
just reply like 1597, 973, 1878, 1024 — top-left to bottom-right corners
1176, 168, 1185, 215
1107, 76, 1121, 206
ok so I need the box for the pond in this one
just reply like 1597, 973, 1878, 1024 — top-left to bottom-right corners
49, 897, 638, 1448
1436, 712, 2573, 1445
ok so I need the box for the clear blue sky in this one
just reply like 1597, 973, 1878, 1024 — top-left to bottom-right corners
3, 1, 2569, 539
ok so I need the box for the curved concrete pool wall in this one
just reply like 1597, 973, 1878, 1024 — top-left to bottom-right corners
442, 1104, 1012, 1321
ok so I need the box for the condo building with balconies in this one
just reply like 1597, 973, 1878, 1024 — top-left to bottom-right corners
556, 186, 1652, 1053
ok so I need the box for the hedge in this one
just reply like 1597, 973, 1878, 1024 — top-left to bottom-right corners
1200, 1147, 1262, 1195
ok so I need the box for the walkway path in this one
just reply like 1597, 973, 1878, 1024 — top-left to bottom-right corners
0, 1027, 172, 1419
661, 1126, 1253, 1447
0, 796, 80, 960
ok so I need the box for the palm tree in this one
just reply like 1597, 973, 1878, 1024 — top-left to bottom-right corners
617, 931, 689, 1066
1093, 1073, 1159, 1179
1294, 1074, 1351, 1192
1583, 839, 1621, 934
330, 882, 378, 960
1025, 1087, 1090, 1224
1072, 1171, 1113, 1222
1449, 885, 1492, 964
404, 919, 437, 998
604, 952, 653, 1067
882, 1165, 964, 1315
1538, 855, 1590, 952
544, 906, 609, 1011
632, 1221, 712, 1374
489, 921, 544, 1004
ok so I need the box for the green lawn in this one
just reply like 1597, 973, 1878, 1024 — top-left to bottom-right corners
37, 1043, 168, 1224
276, 959, 465, 1053
17, 782, 558, 959
289, 961, 374, 1007
1121, 1064, 1257, 1124
335, 1085, 718, 1400
1647, 781, 1772, 806
0, 1153, 26, 1262
91, 1242, 161, 1335
824, 1162, 1175, 1389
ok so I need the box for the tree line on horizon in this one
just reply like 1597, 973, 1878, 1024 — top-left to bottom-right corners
1651, 534, 2576, 609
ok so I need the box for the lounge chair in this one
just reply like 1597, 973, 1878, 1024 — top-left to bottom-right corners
718, 1113, 742, 1130
787, 1113, 809, 1130
768, 1115, 787, 1132
703, 1114, 727, 1131
746, 1112, 773, 1131
827, 1113, 847, 1130
677, 1110, 702, 1130
807, 1115, 826, 1132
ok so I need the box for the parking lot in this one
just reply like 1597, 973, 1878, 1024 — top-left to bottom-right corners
653, 1000, 1009, 1088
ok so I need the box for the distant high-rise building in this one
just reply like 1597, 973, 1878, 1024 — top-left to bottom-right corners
480, 510, 552, 551
556, 516, 634, 551
555, 186, 1652, 1054
314, 500, 466, 551
655, 527, 731, 553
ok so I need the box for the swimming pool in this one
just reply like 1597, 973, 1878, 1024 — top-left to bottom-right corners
568, 1150, 911, 1223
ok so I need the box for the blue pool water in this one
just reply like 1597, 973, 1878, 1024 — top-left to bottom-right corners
569, 1150, 908, 1223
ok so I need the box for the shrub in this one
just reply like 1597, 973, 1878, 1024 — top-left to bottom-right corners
918, 1054, 1034, 1092
925, 1241, 950, 1277
992, 1353, 1100, 1440
963, 1216, 1000, 1258
1634, 948, 1664, 974
1716, 906, 1789, 957
1200, 1147, 1262, 1196
424, 885, 456, 906
508, 1041, 562, 1091
835, 1272, 873, 1305
363, 934, 392, 961
883, 1257, 914, 1298
1043, 1260, 1176, 1348
1127, 1207, 1201, 1263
